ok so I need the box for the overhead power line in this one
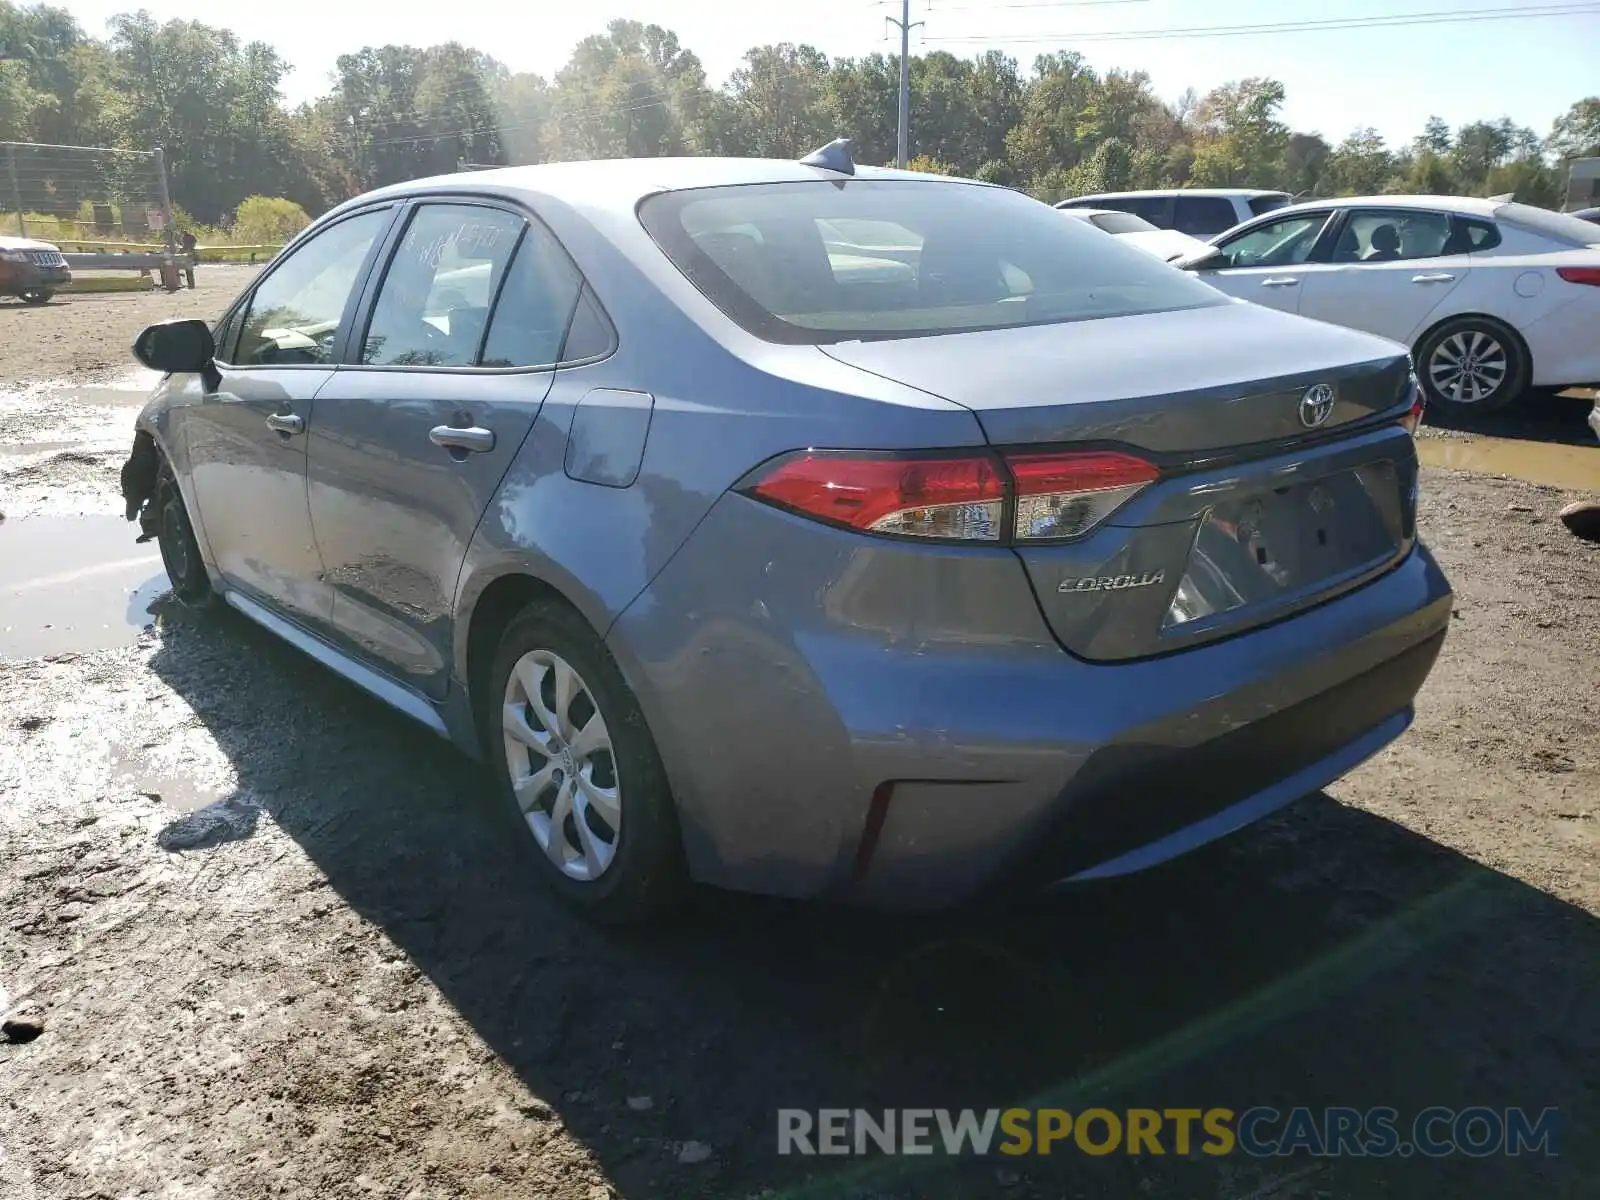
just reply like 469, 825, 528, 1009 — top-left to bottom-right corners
925, 2, 1600, 44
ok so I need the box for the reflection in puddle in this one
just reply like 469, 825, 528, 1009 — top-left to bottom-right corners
0, 514, 168, 658
1417, 434, 1600, 492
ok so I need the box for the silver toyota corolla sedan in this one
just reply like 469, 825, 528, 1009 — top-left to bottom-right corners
119, 145, 1451, 922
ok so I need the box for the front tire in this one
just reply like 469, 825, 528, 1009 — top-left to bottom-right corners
485, 601, 687, 923
155, 468, 215, 609
20, 289, 52, 306
1415, 317, 1528, 416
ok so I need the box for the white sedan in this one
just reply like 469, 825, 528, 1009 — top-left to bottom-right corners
1055, 207, 1212, 264
1173, 195, 1600, 413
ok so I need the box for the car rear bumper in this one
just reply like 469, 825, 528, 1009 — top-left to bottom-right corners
608, 494, 1453, 909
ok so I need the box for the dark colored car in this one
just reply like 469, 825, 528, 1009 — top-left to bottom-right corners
1570, 207, 1600, 225
0, 234, 71, 304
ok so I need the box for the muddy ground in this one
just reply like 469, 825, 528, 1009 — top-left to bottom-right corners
1, 284, 1598, 1199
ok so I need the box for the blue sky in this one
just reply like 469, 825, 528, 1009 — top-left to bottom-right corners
60, 0, 1600, 148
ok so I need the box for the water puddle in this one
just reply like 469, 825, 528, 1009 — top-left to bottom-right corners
0, 514, 167, 658
1417, 434, 1600, 492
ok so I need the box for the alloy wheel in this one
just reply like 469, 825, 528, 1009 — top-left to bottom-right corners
1427, 329, 1508, 406
501, 649, 622, 882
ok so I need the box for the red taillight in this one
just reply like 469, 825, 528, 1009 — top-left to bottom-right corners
743, 447, 1158, 542
747, 451, 1006, 540
1556, 266, 1600, 286
1400, 373, 1425, 434
1004, 450, 1159, 540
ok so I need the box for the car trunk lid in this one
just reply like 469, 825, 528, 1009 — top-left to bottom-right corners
821, 302, 1419, 660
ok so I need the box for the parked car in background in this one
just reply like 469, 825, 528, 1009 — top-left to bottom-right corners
1053, 206, 1211, 262
0, 233, 71, 304
1175, 195, 1600, 414
1569, 206, 1600, 225
1057, 189, 1293, 237
119, 152, 1449, 922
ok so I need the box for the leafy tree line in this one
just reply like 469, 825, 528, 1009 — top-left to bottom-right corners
4, 5, 1598, 228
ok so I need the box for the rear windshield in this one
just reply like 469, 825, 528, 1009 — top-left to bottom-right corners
1088, 211, 1158, 235
1248, 194, 1292, 216
1495, 202, 1600, 246
638, 180, 1228, 344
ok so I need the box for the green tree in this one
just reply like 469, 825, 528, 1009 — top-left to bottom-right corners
1322, 127, 1394, 195
1189, 77, 1288, 188
231, 194, 310, 242
1280, 132, 1331, 197
726, 43, 832, 158
1547, 96, 1600, 161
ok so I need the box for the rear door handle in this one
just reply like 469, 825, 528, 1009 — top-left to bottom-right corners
429, 425, 495, 453
265, 412, 305, 435
1412, 272, 1456, 283
1261, 277, 1299, 287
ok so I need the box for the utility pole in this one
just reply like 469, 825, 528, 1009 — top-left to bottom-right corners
886, 0, 923, 168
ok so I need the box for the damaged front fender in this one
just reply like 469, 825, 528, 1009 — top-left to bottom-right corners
120, 428, 161, 540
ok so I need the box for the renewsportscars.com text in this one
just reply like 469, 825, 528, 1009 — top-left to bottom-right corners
777, 1106, 1560, 1158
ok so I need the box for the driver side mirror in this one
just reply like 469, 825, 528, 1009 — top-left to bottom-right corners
1177, 248, 1230, 272
133, 318, 215, 374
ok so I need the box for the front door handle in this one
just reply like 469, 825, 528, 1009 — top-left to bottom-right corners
429, 425, 495, 453
1412, 272, 1456, 283
265, 412, 305, 435
1261, 277, 1299, 287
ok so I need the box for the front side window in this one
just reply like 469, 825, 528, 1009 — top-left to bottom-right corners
362, 204, 524, 368
235, 210, 389, 366
1173, 195, 1243, 237
639, 180, 1228, 345
1118, 196, 1171, 224
1330, 209, 1452, 263
1214, 212, 1331, 268
212, 304, 243, 365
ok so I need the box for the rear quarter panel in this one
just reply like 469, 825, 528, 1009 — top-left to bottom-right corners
449, 188, 987, 682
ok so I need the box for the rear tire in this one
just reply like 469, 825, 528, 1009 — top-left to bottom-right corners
1415, 316, 1528, 416
485, 600, 687, 923
155, 467, 215, 610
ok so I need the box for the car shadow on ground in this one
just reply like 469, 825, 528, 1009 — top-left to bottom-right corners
1424, 387, 1597, 446
143, 605, 1598, 1199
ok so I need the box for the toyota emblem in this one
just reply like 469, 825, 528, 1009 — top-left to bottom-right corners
1299, 383, 1336, 428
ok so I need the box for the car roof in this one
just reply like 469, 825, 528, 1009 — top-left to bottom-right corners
344, 157, 979, 219
1266, 194, 1504, 219
1070, 188, 1288, 200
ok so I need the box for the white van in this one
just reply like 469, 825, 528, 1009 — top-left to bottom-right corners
1056, 189, 1292, 238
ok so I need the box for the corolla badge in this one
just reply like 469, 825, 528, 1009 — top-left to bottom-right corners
1299, 383, 1336, 428
1058, 569, 1166, 594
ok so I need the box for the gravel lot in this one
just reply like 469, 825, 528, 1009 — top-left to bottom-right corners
1, 284, 1597, 1199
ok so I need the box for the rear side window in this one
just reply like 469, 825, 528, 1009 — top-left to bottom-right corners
1088, 212, 1158, 235
479, 222, 585, 368
557, 287, 617, 363
1108, 196, 1171, 225
362, 204, 523, 368
1173, 195, 1241, 236
1456, 218, 1502, 251
1248, 194, 1291, 217
639, 180, 1228, 345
